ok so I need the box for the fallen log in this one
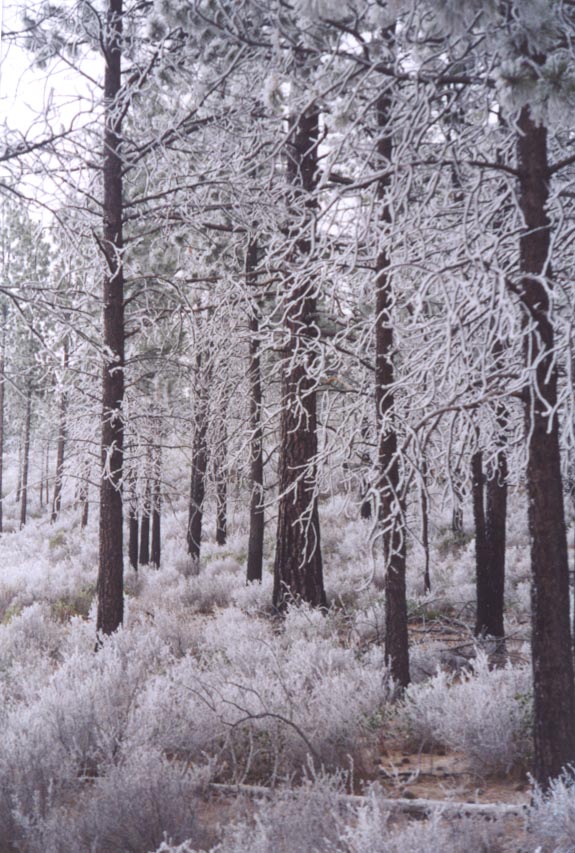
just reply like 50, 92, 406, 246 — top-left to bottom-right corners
209, 782, 526, 819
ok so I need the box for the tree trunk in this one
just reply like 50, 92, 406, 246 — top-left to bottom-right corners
19, 383, 32, 529
472, 450, 489, 632
374, 63, 409, 688
96, 0, 125, 636
139, 473, 150, 565
128, 473, 138, 570
151, 447, 161, 567
51, 343, 69, 523
187, 353, 209, 562
516, 104, 575, 786
246, 239, 265, 582
215, 412, 228, 547
129, 510, 139, 570
272, 105, 326, 612
0, 304, 7, 533
421, 458, 431, 593
80, 460, 90, 528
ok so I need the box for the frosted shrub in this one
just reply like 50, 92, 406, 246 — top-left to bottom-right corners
29, 748, 211, 853
340, 788, 495, 853
216, 771, 352, 853
208, 779, 495, 853
136, 609, 391, 783
231, 575, 274, 613
0, 602, 64, 667
401, 653, 532, 773
528, 768, 575, 852
0, 624, 173, 848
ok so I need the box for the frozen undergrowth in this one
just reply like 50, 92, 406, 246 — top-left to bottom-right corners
155, 775, 497, 853
0, 493, 536, 850
528, 768, 575, 853
401, 652, 533, 774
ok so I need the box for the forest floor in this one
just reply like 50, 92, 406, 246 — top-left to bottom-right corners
0, 483, 569, 851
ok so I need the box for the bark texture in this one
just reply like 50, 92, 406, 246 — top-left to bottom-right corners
272, 106, 326, 611
187, 353, 209, 562
375, 73, 409, 688
246, 239, 265, 583
19, 383, 32, 530
516, 105, 575, 786
51, 342, 69, 523
96, 0, 125, 636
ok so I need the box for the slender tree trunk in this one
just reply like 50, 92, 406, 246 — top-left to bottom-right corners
0, 305, 7, 533
151, 447, 161, 568
187, 353, 209, 562
128, 473, 138, 570
139, 472, 150, 565
16, 440, 22, 504
516, 104, 575, 786
421, 458, 431, 593
80, 460, 90, 528
272, 105, 326, 612
39, 445, 44, 510
374, 63, 409, 687
51, 343, 69, 523
246, 239, 265, 582
215, 455, 227, 546
19, 383, 32, 529
97, 0, 125, 636
472, 449, 489, 635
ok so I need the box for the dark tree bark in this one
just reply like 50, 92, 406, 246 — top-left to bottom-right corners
246, 239, 265, 583
0, 304, 7, 533
79, 460, 90, 528
472, 450, 488, 628
272, 105, 326, 612
151, 490, 161, 568
215, 472, 227, 546
515, 104, 575, 786
421, 459, 431, 593
187, 353, 209, 562
128, 473, 138, 570
215, 412, 228, 547
139, 473, 150, 565
374, 66, 410, 688
51, 342, 69, 523
151, 447, 161, 567
129, 508, 139, 570
19, 382, 32, 529
96, 0, 125, 636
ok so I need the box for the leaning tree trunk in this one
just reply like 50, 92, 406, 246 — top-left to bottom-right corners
272, 105, 326, 612
246, 239, 265, 583
0, 304, 7, 533
374, 66, 410, 688
19, 382, 32, 529
96, 0, 125, 636
51, 342, 69, 523
516, 104, 575, 786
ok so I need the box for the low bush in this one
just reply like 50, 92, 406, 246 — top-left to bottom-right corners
400, 652, 532, 774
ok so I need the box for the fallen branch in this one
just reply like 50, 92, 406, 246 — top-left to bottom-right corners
209, 782, 526, 819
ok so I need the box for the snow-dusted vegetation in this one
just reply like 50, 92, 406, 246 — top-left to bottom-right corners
0, 485, 541, 851
4, 0, 575, 849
